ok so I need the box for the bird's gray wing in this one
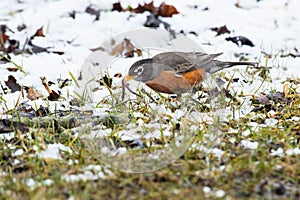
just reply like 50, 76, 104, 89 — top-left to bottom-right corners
152, 52, 223, 75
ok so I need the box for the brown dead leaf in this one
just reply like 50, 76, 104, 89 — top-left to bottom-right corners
5, 75, 21, 93
34, 26, 45, 37
114, 73, 122, 78
110, 38, 142, 58
90, 46, 105, 52
112, 2, 123, 12
40, 77, 60, 101
131, 1, 157, 14
158, 3, 179, 17
48, 90, 60, 101
123, 38, 135, 52
235, 2, 242, 8
6, 39, 20, 53
112, 1, 179, 17
6, 67, 18, 72
26, 86, 40, 100
0, 25, 10, 47
111, 42, 124, 56
35, 105, 49, 116
210, 25, 231, 36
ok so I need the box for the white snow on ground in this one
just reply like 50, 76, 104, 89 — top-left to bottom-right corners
61, 164, 113, 182
241, 139, 259, 149
37, 143, 72, 159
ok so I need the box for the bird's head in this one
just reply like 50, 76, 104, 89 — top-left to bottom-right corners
124, 58, 161, 83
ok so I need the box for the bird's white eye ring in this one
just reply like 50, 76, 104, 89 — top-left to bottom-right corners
134, 66, 144, 75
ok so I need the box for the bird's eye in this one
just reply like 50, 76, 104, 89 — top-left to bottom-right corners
134, 66, 144, 75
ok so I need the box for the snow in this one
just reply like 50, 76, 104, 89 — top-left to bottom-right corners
241, 140, 258, 149
270, 147, 284, 156
37, 143, 72, 160
286, 148, 300, 155
215, 189, 225, 198
13, 148, 24, 156
203, 186, 211, 193
62, 164, 112, 182
264, 118, 278, 126
211, 148, 224, 159
0, 132, 15, 140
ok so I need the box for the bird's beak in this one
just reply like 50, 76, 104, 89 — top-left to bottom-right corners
124, 75, 134, 82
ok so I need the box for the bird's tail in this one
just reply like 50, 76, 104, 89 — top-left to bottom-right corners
205, 60, 257, 74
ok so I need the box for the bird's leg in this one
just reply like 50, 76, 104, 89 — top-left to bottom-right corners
121, 79, 142, 101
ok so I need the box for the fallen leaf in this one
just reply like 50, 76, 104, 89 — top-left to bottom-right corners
144, 14, 161, 28
48, 90, 60, 101
210, 25, 231, 36
0, 25, 10, 46
26, 42, 49, 54
99, 74, 112, 88
5, 75, 21, 93
36, 105, 49, 116
112, 2, 123, 12
85, 4, 100, 21
144, 14, 175, 38
110, 38, 142, 57
131, 1, 156, 14
114, 73, 122, 78
33, 26, 45, 37
6, 39, 20, 53
223, 88, 233, 98
40, 77, 61, 101
235, 2, 242, 8
17, 23, 27, 31
287, 53, 300, 58
78, 71, 83, 80
226, 36, 255, 47
112, 1, 179, 17
0, 53, 11, 64
180, 30, 198, 36
90, 46, 105, 52
69, 10, 76, 19
111, 42, 124, 56
26, 86, 40, 100
48, 81, 55, 86
6, 67, 18, 72
158, 3, 179, 17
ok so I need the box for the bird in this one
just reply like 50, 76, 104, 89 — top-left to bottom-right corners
124, 51, 257, 95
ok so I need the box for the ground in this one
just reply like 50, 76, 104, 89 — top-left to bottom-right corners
0, 0, 299, 199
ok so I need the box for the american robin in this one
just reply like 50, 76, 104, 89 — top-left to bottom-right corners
124, 52, 257, 94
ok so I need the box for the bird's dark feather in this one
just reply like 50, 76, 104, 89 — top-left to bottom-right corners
152, 52, 223, 74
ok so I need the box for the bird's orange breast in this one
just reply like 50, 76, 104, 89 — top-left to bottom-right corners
145, 69, 205, 94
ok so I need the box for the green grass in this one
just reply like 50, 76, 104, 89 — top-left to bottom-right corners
0, 63, 300, 200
